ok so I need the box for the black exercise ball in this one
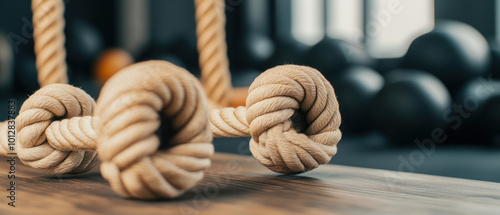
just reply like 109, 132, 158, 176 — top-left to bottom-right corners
65, 20, 104, 68
371, 70, 452, 145
265, 39, 310, 68
139, 38, 198, 70
375, 57, 404, 75
305, 38, 372, 79
139, 45, 187, 68
239, 33, 275, 69
449, 78, 500, 144
403, 20, 490, 93
489, 43, 500, 79
334, 66, 384, 133
482, 94, 500, 143
0, 32, 14, 94
168, 37, 199, 70
231, 69, 261, 88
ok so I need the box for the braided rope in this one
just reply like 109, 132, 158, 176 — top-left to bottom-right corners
4, 63, 341, 176
0, 61, 214, 200
46, 116, 98, 151
0, 121, 12, 156
210, 65, 342, 174
1, 0, 98, 175
15, 84, 99, 174
94, 60, 213, 199
0, 0, 341, 200
32, 0, 68, 86
195, 0, 232, 107
1, 0, 215, 200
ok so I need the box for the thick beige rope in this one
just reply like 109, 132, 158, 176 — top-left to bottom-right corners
2, 0, 338, 200
0, 99, 99, 165
94, 60, 213, 199
0, 121, 12, 156
0, 0, 213, 200
5, 60, 214, 200
15, 84, 99, 174
0, 0, 70, 158
210, 65, 342, 174
4, 0, 98, 174
46, 116, 98, 151
195, 0, 232, 107
32, 0, 68, 86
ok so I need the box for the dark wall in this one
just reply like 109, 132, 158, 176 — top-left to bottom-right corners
149, 0, 197, 47
0, 0, 118, 55
65, 0, 118, 47
0, 0, 35, 55
435, 0, 496, 40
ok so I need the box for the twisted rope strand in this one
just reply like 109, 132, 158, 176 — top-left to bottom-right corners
2, 0, 340, 200
15, 84, 99, 174
0, 0, 70, 157
0, 121, 13, 156
0, 0, 95, 173
209, 65, 342, 174
195, 0, 232, 107
3, 60, 215, 200
32, 0, 68, 86
211, 106, 249, 137
94, 60, 213, 199
45, 116, 98, 151
2, 63, 342, 177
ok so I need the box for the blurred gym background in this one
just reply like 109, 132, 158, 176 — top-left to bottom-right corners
0, 0, 499, 182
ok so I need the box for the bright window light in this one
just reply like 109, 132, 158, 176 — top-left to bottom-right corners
366, 0, 435, 58
292, 0, 324, 45
326, 0, 364, 45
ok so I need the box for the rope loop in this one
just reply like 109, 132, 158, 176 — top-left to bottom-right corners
16, 84, 98, 174
246, 65, 342, 174
94, 60, 214, 199
211, 65, 342, 174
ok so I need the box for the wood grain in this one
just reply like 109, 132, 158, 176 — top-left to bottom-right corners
1, 153, 499, 215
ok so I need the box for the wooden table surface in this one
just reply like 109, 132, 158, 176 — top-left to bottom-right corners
1, 153, 499, 215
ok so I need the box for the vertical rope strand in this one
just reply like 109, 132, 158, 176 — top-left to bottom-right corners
32, 0, 68, 86
195, 0, 232, 107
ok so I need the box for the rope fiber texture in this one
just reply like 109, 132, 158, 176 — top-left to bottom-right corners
1, 60, 214, 200
32, 0, 68, 86
195, 0, 232, 107
210, 65, 342, 174
15, 84, 99, 174
0, 0, 71, 159
0, 0, 342, 199
94, 61, 214, 199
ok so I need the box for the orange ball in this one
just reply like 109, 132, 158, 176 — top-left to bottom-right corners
230, 87, 249, 108
94, 48, 134, 82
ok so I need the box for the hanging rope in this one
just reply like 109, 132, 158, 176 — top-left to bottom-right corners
194, 0, 232, 107
5, 63, 342, 176
192, 0, 342, 173
32, 0, 68, 86
0, 0, 343, 200
9, 60, 214, 199
0, 0, 70, 158
210, 65, 342, 174
7, 0, 92, 174
2, 0, 215, 199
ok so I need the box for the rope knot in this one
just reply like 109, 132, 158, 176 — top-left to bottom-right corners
16, 83, 99, 174
95, 61, 213, 199
246, 65, 342, 174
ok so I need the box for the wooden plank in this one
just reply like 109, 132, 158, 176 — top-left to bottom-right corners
1, 153, 499, 215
